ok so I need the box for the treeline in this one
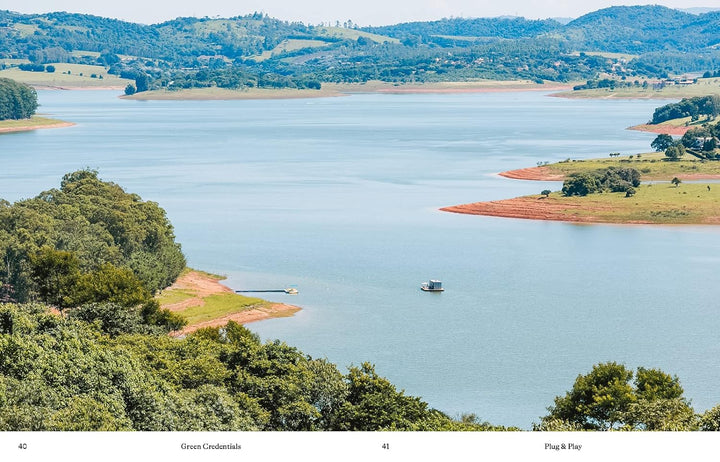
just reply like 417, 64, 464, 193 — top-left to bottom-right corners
3, 301, 720, 431
562, 167, 641, 197
651, 95, 720, 124
0, 303, 513, 431
365, 16, 562, 42
652, 124, 720, 160
0, 77, 37, 120
538, 362, 720, 431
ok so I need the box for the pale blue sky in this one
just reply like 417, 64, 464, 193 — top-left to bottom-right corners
3, 1, 716, 25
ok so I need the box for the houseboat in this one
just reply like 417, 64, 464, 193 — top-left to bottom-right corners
421, 280, 444, 292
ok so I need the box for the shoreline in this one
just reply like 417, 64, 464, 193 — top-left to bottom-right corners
0, 119, 75, 134
441, 197, 614, 224
160, 270, 301, 337
498, 165, 720, 182
118, 81, 572, 101
444, 161, 720, 225
627, 123, 691, 136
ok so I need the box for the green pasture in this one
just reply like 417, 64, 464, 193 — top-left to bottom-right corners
544, 152, 720, 180
540, 182, 720, 224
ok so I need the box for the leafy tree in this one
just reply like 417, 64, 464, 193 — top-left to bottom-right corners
330, 362, 430, 430
541, 190, 551, 198
665, 144, 685, 161
651, 134, 674, 151
561, 173, 602, 197
28, 248, 81, 310
671, 177, 682, 187
703, 137, 717, 152
71, 263, 150, 308
541, 362, 697, 431
0, 78, 38, 120
134, 73, 149, 92
0, 170, 186, 302
621, 398, 697, 431
700, 405, 720, 430
543, 362, 636, 430
124, 83, 136, 95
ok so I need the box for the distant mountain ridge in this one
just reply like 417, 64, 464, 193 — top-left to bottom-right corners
3, 5, 720, 61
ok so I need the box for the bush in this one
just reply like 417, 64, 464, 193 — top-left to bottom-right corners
562, 174, 601, 196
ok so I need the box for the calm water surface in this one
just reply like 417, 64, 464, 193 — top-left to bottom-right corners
2, 90, 719, 428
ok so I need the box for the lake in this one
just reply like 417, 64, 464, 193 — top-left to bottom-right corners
2, 89, 719, 428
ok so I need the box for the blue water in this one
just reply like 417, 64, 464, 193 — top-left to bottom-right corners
3, 90, 719, 428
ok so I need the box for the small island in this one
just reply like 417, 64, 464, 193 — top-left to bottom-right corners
442, 98, 720, 225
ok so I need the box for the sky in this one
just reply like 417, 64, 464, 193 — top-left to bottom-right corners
2, 1, 718, 26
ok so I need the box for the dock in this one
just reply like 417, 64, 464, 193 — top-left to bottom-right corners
235, 288, 298, 295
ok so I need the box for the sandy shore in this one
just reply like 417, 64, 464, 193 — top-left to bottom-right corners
0, 121, 75, 133
498, 166, 565, 181
173, 303, 301, 336
163, 270, 301, 337
441, 196, 603, 223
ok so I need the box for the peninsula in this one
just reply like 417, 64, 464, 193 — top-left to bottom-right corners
157, 269, 300, 336
0, 116, 74, 134
442, 152, 720, 225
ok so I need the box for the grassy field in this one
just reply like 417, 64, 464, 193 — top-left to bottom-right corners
570, 51, 640, 60
554, 77, 720, 99
317, 27, 399, 44
177, 293, 268, 325
543, 152, 720, 180
0, 116, 71, 132
156, 269, 288, 330
251, 39, 332, 61
0, 64, 132, 88
539, 182, 720, 224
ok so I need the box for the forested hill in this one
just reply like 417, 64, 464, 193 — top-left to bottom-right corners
3, 6, 720, 60
563, 6, 720, 53
3, 6, 720, 87
364, 17, 563, 44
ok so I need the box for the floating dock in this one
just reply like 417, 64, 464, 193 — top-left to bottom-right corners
235, 288, 298, 295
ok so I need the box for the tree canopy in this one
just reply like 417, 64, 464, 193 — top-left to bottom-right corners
562, 167, 641, 197
540, 362, 697, 431
0, 170, 185, 303
0, 304, 509, 431
0, 78, 37, 120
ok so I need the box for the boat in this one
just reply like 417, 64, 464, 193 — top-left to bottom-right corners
284, 288, 298, 295
421, 280, 444, 292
